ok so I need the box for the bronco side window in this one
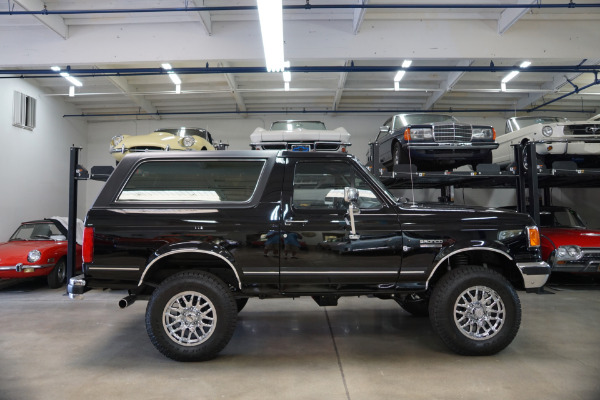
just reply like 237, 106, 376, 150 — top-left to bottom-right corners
292, 161, 382, 211
117, 160, 265, 202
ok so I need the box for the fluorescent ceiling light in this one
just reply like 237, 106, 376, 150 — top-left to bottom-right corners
282, 71, 291, 82
175, 84, 181, 94
284, 82, 290, 91
520, 61, 531, 68
501, 82, 507, 92
51, 66, 61, 72
394, 81, 400, 91
394, 70, 406, 82
69, 86, 75, 97
257, 0, 285, 72
161, 63, 172, 70
501, 70, 520, 83
59, 72, 83, 87
402, 60, 412, 68
168, 72, 182, 85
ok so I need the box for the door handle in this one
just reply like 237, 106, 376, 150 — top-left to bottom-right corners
284, 219, 308, 226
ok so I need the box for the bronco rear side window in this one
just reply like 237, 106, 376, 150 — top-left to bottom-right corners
117, 160, 265, 203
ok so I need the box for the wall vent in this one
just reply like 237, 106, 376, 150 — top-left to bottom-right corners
13, 91, 36, 130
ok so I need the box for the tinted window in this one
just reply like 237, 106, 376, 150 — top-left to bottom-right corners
118, 160, 265, 202
292, 162, 382, 211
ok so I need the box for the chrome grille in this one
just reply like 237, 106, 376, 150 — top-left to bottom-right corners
433, 124, 473, 143
129, 146, 164, 152
564, 124, 600, 136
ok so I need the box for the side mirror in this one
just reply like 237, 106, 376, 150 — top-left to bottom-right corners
379, 126, 390, 134
344, 187, 359, 204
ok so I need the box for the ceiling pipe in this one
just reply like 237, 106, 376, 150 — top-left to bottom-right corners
530, 75, 600, 111
2, 2, 600, 15
2, 65, 600, 78
63, 108, 594, 118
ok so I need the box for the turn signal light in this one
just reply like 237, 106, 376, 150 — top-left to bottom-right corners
404, 128, 411, 141
83, 227, 94, 263
527, 226, 540, 247
492, 128, 496, 141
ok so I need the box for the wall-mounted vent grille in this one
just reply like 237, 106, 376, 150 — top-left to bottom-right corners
13, 91, 36, 130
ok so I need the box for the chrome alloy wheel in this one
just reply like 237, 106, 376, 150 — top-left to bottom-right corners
162, 291, 217, 346
453, 286, 505, 341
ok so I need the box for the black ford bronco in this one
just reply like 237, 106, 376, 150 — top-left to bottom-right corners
69, 150, 550, 361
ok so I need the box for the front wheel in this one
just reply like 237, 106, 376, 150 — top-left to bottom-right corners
145, 271, 238, 361
429, 266, 521, 356
47, 259, 66, 289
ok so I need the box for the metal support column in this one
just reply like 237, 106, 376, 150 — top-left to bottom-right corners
514, 144, 526, 214
66, 147, 81, 284
525, 142, 540, 225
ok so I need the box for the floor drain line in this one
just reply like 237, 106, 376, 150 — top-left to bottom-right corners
324, 308, 351, 400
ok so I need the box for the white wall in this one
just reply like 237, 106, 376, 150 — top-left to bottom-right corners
0, 80, 87, 241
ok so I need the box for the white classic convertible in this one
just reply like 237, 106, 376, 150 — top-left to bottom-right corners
250, 120, 351, 152
493, 116, 600, 169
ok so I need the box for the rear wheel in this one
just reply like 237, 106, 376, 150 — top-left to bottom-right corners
47, 259, 66, 289
429, 266, 521, 356
145, 271, 238, 361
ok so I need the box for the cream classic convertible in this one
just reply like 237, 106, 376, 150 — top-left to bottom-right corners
493, 116, 600, 169
110, 127, 223, 163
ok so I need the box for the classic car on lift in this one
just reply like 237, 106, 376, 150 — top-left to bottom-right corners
493, 116, 600, 169
250, 120, 351, 152
0, 218, 83, 288
110, 127, 226, 163
370, 113, 498, 171
538, 206, 600, 274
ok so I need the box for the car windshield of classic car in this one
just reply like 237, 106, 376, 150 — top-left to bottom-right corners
154, 127, 214, 144
540, 208, 586, 228
394, 113, 458, 127
10, 221, 64, 241
506, 117, 570, 133
270, 121, 327, 130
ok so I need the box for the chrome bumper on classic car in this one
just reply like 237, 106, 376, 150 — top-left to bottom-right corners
406, 142, 499, 151
251, 141, 351, 151
68, 274, 88, 299
516, 261, 551, 289
552, 248, 600, 273
0, 263, 52, 272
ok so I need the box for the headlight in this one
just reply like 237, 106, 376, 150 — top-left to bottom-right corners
407, 128, 433, 140
472, 128, 494, 140
542, 126, 553, 137
555, 245, 582, 260
498, 229, 522, 241
112, 135, 124, 146
181, 136, 196, 147
27, 250, 41, 263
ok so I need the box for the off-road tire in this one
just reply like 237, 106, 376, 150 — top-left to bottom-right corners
145, 271, 238, 362
429, 265, 521, 356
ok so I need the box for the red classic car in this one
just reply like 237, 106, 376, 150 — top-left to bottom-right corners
0, 217, 83, 288
539, 206, 600, 273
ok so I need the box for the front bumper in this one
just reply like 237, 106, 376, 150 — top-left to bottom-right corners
0, 263, 53, 278
68, 274, 88, 299
516, 261, 551, 289
405, 142, 498, 160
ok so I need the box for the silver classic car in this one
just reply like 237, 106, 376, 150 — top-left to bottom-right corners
250, 120, 351, 152
493, 116, 600, 169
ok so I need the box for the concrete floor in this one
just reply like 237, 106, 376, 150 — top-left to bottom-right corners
0, 278, 599, 400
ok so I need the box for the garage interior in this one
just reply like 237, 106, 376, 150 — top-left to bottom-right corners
0, 1, 599, 399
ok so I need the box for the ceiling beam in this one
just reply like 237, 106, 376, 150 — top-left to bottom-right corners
516, 59, 600, 109
497, 0, 536, 35
192, 0, 212, 35
332, 62, 351, 113
423, 60, 473, 110
13, 0, 68, 39
219, 62, 247, 117
104, 74, 160, 119
352, 0, 369, 34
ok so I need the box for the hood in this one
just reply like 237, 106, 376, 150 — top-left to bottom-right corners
541, 227, 600, 248
399, 203, 534, 227
251, 127, 350, 142
121, 132, 178, 148
0, 240, 65, 265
